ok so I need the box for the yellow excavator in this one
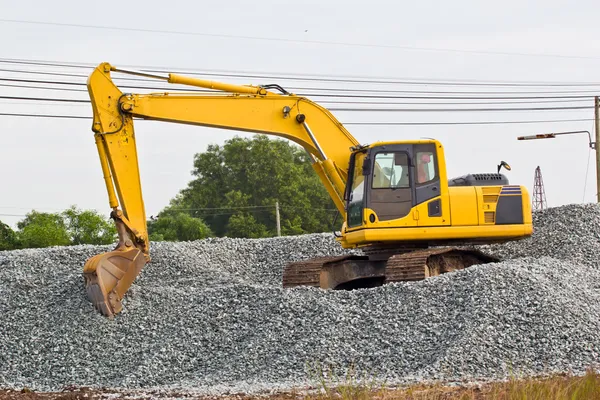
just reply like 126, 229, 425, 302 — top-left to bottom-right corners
84, 62, 533, 317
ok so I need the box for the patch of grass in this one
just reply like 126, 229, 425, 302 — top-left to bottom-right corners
305, 362, 387, 400
488, 367, 600, 400
301, 365, 600, 400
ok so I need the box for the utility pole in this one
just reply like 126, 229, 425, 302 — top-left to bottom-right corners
595, 96, 600, 202
275, 201, 281, 237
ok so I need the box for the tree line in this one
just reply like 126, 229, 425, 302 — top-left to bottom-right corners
1, 135, 340, 251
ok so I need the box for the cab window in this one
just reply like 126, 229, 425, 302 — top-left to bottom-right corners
347, 152, 365, 227
372, 152, 409, 189
415, 145, 437, 184
350, 154, 365, 202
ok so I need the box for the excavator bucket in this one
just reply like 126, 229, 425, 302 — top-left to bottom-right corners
83, 247, 147, 317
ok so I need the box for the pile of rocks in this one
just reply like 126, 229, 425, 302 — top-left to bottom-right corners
0, 203, 599, 394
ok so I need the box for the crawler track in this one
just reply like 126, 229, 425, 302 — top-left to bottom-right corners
282, 255, 353, 288
282, 247, 499, 289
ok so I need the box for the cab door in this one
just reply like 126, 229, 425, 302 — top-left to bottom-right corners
413, 143, 450, 227
345, 151, 367, 229
364, 145, 419, 227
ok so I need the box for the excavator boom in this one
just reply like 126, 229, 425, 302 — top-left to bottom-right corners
85, 62, 361, 316
83, 62, 532, 318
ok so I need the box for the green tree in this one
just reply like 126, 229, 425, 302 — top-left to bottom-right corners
147, 212, 213, 242
61, 206, 117, 245
0, 220, 18, 251
166, 134, 339, 238
16, 211, 71, 248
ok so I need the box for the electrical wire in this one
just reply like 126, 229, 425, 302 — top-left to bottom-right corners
344, 118, 594, 126
0, 80, 596, 106
0, 112, 89, 119
7, 66, 600, 96
3, 56, 600, 88
4, 74, 600, 97
0, 95, 88, 103
0, 82, 87, 92
1, 94, 596, 113
1, 21, 600, 61
0, 206, 339, 220
0, 112, 593, 125
1, 78, 598, 101
2, 83, 591, 105
1, 57, 599, 126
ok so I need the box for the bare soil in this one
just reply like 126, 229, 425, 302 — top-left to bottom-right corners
0, 385, 491, 400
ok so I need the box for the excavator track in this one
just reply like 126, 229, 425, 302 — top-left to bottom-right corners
384, 247, 499, 283
282, 255, 357, 288
282, 247, 499, 290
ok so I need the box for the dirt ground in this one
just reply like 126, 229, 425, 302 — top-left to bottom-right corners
2, 372, 599, 400
0, 385, 488, 400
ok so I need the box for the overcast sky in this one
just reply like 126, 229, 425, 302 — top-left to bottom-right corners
2, 0, 600, 229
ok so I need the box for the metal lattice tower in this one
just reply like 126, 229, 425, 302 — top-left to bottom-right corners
532, 166, 548, 211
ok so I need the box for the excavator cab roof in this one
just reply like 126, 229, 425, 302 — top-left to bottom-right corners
366, 139, 442, 148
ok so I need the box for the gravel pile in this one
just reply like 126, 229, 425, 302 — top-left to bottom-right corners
476, 203, 600, 269
1, 203, 600, 394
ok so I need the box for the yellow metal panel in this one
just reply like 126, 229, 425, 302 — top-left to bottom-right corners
167, 73, 267, 95
447, 187, 479, 226
100, 117, 148, 243
369, 139, 439, 147
310, 161, 345, 215
87, 64, 149, 246
341, 223, 533, 248
522, 190, 533, 224
358, 207, 419, 229
126, 94, 358, 208
475, 186, 499, 224
413, 196, 450, 227
128, 94, 359, 170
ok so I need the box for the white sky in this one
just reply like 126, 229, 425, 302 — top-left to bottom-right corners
1, 0, 600, 229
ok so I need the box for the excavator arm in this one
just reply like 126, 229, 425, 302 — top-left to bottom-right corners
84, 62, 533, 318
84, 62, 361, 317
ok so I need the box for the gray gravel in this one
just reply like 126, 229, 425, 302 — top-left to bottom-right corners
1, 203, 600, 394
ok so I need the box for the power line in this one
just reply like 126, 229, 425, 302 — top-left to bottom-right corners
345, 118, 594, 126
0, 112, 593, 126
1, 78, 598, 101
3, 57, 600, 88
2, 19, 600, 61
1, 83, 590, 105
0, 112, 89, 119
0, 204, 339, 219
3, 74, 600, 97
331, 105, 594, 112
0, 80, 596, 106
0, 82, 87, 93
321, 98, 594, 105
0, 65, 594, 91
2, 94, 596, 113
168, 205, 274, 211
0, 95, 88, 103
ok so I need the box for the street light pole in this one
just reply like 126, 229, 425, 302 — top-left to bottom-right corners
517, 130, 595, 148
517, 126, 597, 203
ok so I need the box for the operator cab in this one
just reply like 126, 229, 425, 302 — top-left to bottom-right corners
344, 141, 441, 228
